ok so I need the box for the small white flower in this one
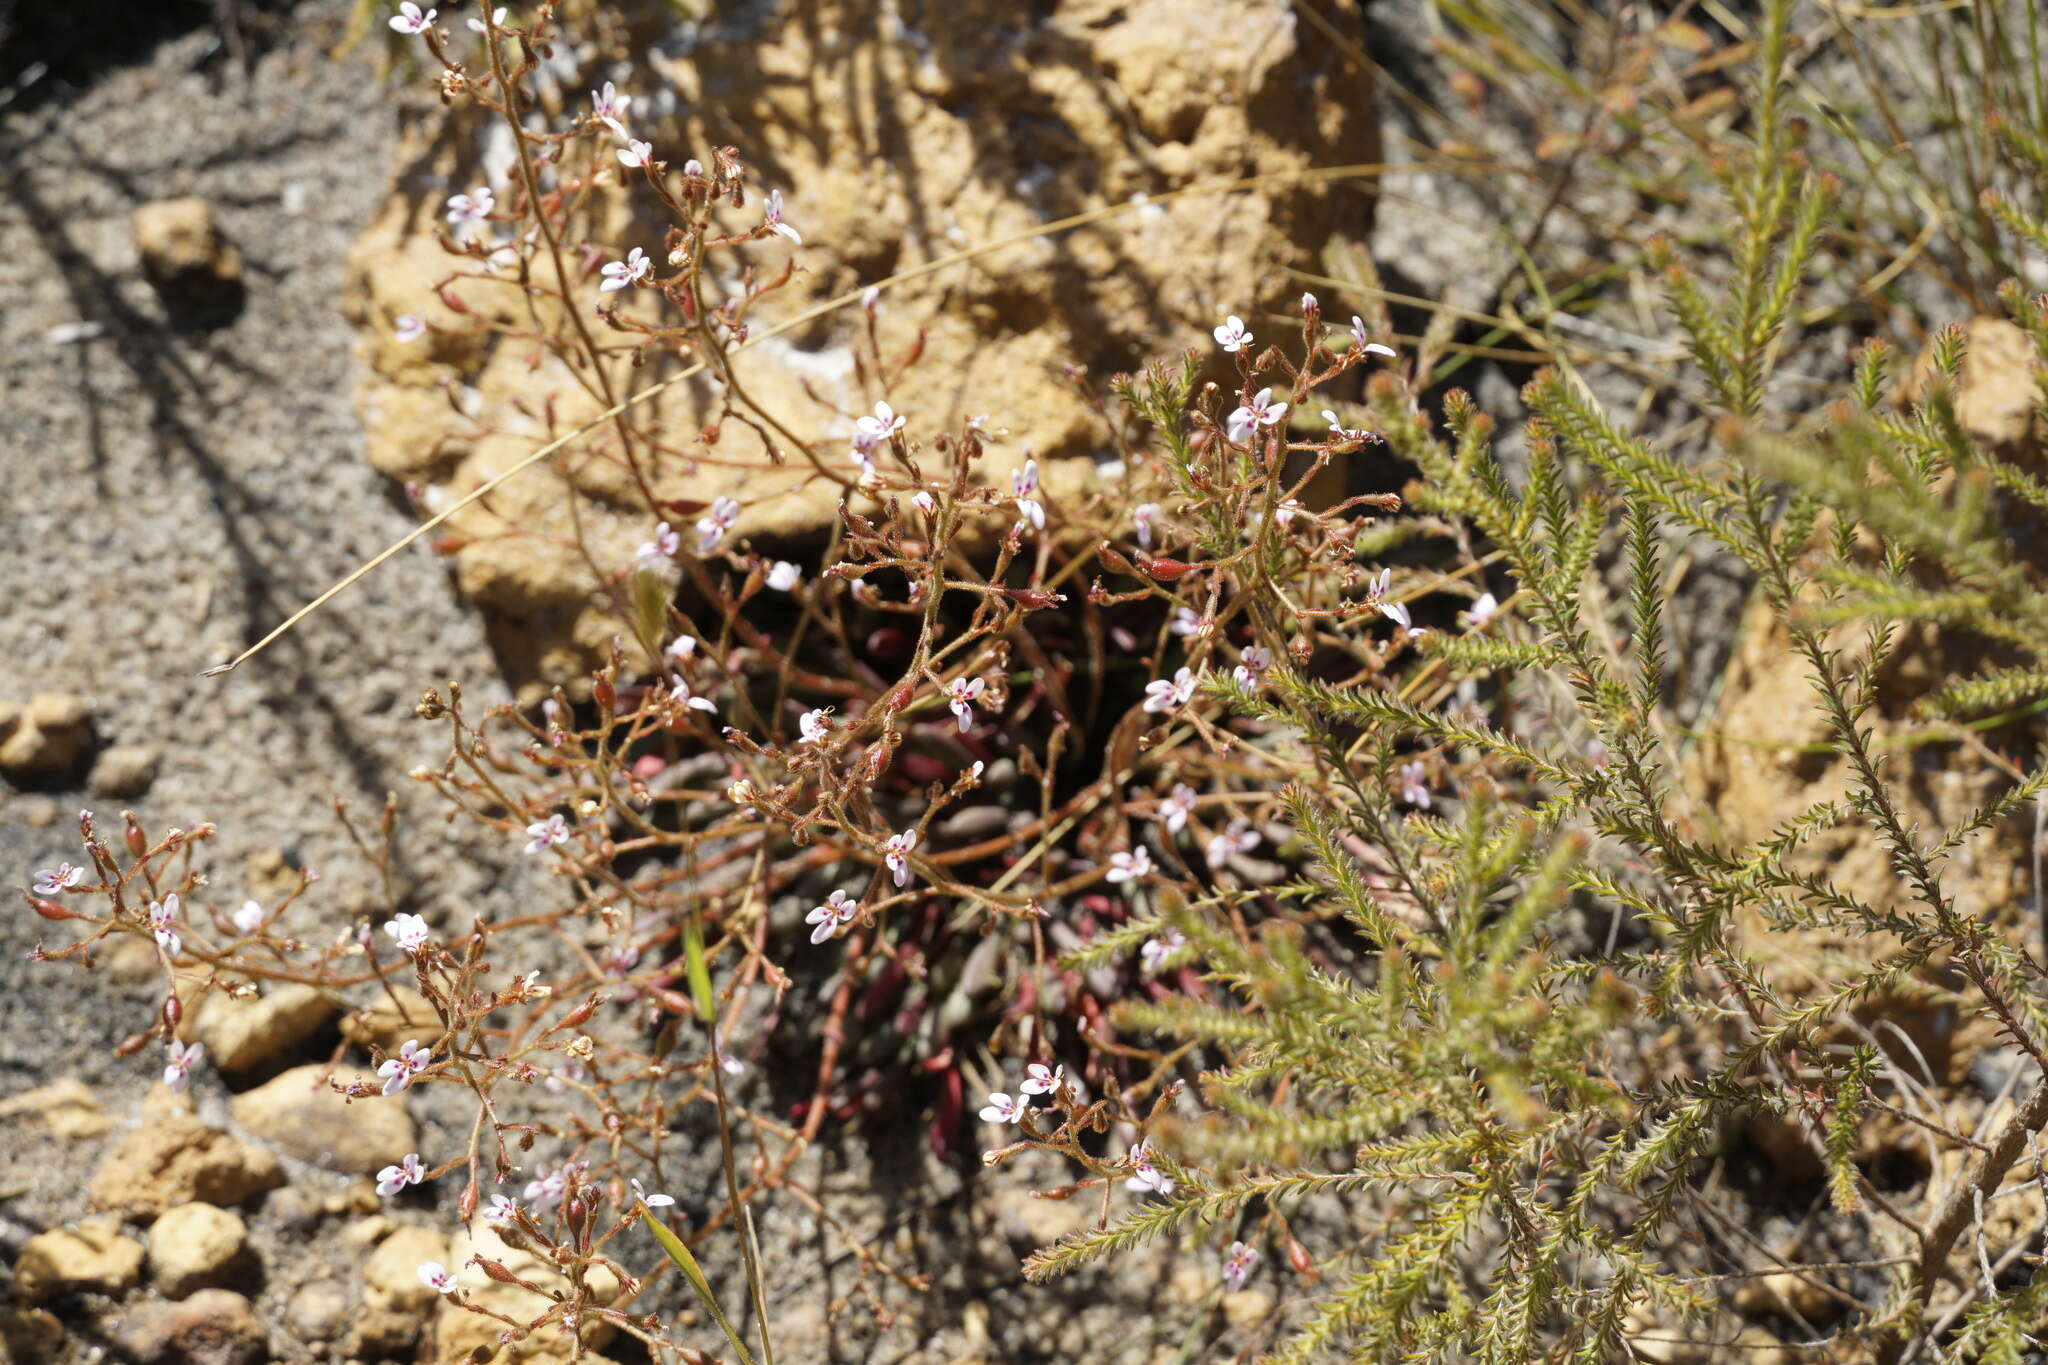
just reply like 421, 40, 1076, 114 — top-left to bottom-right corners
385, 912, 430, 954
419, 1261, 456, 1294
31, 863, 85, 896
629, 1178, 675, 1208
1125, 1138, 1174, 1195
670, 677, 717, 714
1224, 1240, 1260, 1291
1140, 930, 1188, 975
163, 1040, 205, 1093
1466, 592, 1499, 629
1169, 606, 1203, 639
665, 635, 698, 663
600, 246, 651, 293
1301, 291, 1317, 314
376, 1152, 427, 1197
522, 1163, 570, 1209
1380, 598, 1415, 632
591, 81, 631, 136
393, 314, 426, 343
944, 676, 985, 733
1105, 847, 1152, 884
882, 829, 918, 888
485, 1194, 520, 1224
854, 401, 905, 449
525, 813, 570, 854
695, 496, 739, 553
1015, 496, 1045, 533
1133, 502, 1159, 550
979, 1092, 1024, 1124
1019, 1062, 1065, 1097
1232, 646, 1271, 688
1213, 314, 1253, 353
1321, 409, 1369, 442
1351, 315, 1397, 358
483, 243, 519, 273
389, 3, 436, 35
806, 889, 859, 944
465, 6, 507, 34
1142, 666, 1196, 715
232, 899, 265, 933
1158, 784, 1197, 836
682, 158, 705, 177
799, 708, 831, 744
1205, 819, 1261, 866
1226, 387, 1287, 444
636, 519, 680, 568
149, 896, 182, 955
766, 560, 802, 592
444, 186, 495, 225
913, 489, 937, 514
617, 139, 654, 169
378, 1039, 433, 1097
1399, 760, 1431, 810
762, 189, 801, 244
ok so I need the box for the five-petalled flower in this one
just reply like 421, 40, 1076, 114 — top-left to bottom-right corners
1350, 315, 1397, 358
1133, 502, 1159, 549
1140, 930, 1188, 975
419, 1261, 456, 1295
1399, 760, 1431, 810
670, 678, 717, 714
1011, 459, 1043, 531
149, 896, 181, 955
465, 7, 506, 34
1233, 646, 1271, 688
617, 139, 653, 169
1105, 847, 1152, 884
766, 561, 802, 592
445, 186, 494, 225
799, 709, 830, 744
1159, 784, 1197, 835
1019, 1063, 1065, 1097
979, 1091, 1024, 1124
806, 889, 858, 944
1226, 388, 1287, 444
762, 190, 801, 243
1125, 1138, 1174, 1194
591, 82, 630, 136
393, 313, 426, 343
32, 863, 85, 896
378, 1039, 433, 1096
525, 814, 570, 854
389, 3, 436, 34
854, 401, 904, 450
485, 1194, 520, 1224
376, 1152, 427, 1197
1142, 666, 1196, 715
1213, 315, 1253, 353
164, 1039, 205, 1093
1466, 592, 1499, 629
1206, 818, 1261, 866
1224, 1240, 1260, 1291
882, 829, 918, 888
600, 246, 651, 294
385, 912, 430, 954
636, 520, 680, 568
695, 496, 739, 553
944, 677, 985, 733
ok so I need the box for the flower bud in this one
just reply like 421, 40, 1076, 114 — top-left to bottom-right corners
29, 897, 74, 921
124, 818, 147, 857
162, 995, 182, 1028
